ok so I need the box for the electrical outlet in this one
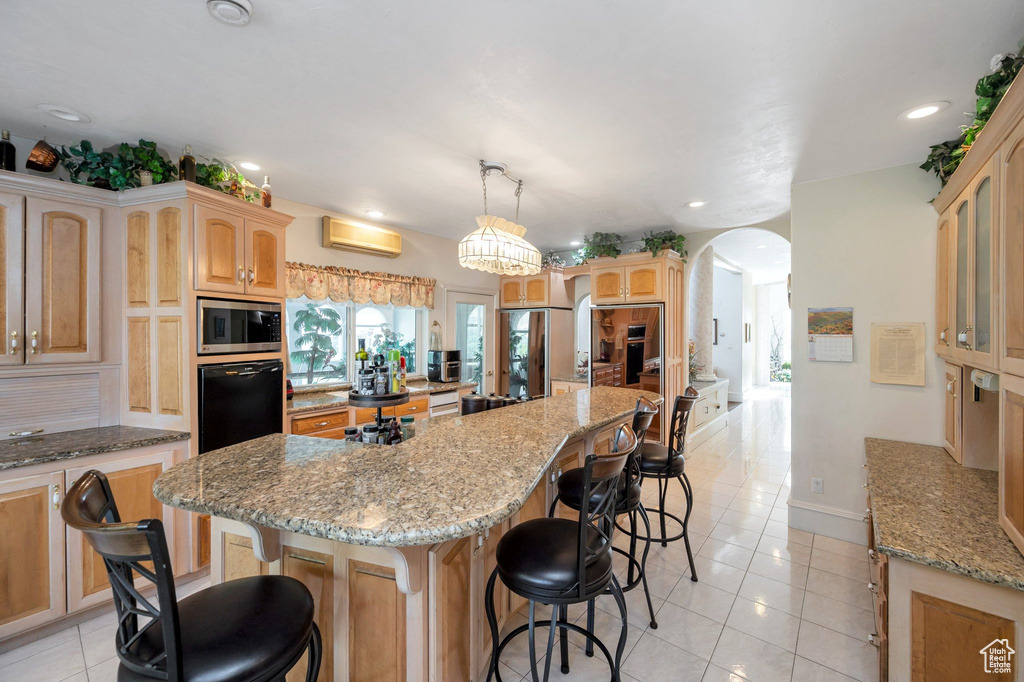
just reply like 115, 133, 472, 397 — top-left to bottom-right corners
811, 478, 824, 494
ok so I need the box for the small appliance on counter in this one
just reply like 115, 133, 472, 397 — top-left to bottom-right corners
427, 350, 462, 382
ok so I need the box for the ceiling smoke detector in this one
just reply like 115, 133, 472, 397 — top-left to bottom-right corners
207, 0, 253, 27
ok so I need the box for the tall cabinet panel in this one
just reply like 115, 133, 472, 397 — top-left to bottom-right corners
1002, 120, 1024, 377
952, 193, 971, 364
935, 209, 952, 356
0, 192, 24, 366
972, 167, 999, 370
24, 198, 102, 364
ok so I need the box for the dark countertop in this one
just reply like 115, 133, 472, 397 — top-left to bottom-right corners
0, 426, 191, 471
865, 437, 1024, 591
155, 387, 660, 548
288, 380, 478, 415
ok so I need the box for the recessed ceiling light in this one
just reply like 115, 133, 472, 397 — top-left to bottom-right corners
900, 101, 950, 120
36, 104, 90, 123
238, 161, 260, 171
756, 244, 767, 249
207, 0, 252, 26
570, 241, 581, 246
365, 210, 386, 219
687, 201, 707, 208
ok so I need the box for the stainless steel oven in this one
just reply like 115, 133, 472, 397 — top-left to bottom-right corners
197, 299, 282, 355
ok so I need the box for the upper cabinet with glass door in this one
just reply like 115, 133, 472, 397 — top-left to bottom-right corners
1001, 117, 1024, 378
935, 207, 952, 356
949, 156, 1000, 371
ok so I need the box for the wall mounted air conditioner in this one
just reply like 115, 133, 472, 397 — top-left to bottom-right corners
321, 216, 402, 258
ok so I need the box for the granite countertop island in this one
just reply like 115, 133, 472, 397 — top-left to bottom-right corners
550, 374, 588, 384
287, 379, 478, 414
865, 437, 1024, 591
0, 425, 191, 472
155, 387, 658, 548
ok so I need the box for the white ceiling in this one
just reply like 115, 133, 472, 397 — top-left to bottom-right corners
1, 1, 1022, 251
711, 228, 790, 285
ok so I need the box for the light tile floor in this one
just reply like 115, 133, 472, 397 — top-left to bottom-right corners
1, 384, 877, 682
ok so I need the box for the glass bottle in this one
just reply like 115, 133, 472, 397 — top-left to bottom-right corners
386, 418, 403, 445
400, 416, 415, 440
179, 145, 196, 182
399, 356, 407, 389
261, 176, 272, 208
0, 130, 15, 172
355, 338, 369, 372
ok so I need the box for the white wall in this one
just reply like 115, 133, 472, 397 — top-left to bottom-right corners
278, 197, 499, 332
741, 270, 755, 396
712, 264, 743, 393
790, 163, 944, 543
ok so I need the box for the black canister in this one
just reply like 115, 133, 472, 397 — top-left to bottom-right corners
485, 393, 505, 410
461, 391, 488, 414
358, 369, 376, 395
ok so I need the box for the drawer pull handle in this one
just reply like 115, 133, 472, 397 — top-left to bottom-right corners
939, 326, 949, 346
237, 266, 245, 283
9, 428, 44, 437
868, 549, 876, 560
868, 582, 878, 593
288, 553, 326, 566
406, 406, 418, 411
313, 421, 330, 427
868, 633, 879, 647
9, 330, 17, 354
52, 484, 61, 510
30, 331, 38, 354
248, 268, 255, 285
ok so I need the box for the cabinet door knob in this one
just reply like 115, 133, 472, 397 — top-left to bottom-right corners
939, 326, 949, 345
248, 268, 255, 284
946, 379, 956, 399
51, 483, 61, 510
8, 330, 16, 354
237, 266, 245, 283
868, 633, 879, 647
868, 581, 878, 593
30, 331, 38, 354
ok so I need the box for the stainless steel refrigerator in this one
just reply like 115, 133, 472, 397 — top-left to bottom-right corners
498, 308, 574, 398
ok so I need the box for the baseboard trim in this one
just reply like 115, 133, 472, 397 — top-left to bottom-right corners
788, 498, 868, 545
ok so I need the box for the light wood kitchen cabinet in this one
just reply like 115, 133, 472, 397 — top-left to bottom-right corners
64, 449, 177, 612
0, 471, 65, 639
591, 262, 663, 304
999, 372, 1024, 557
428, 536, 473, 682
348, 559, 406, 682
551, 379, 583, 395
291, 409, 351, 435
499, 269, 573, 309
195, 205, 246, 294
244, 220, 286, 297
1001, 117, 1024, 378
282, 546, 334, 682
478, 522, 507, 661
592, 363, 623, 387
935, 208, 952, 356
949, 157, 1000, 371
910, 592, 1013, 681
222, 532, 269, 580
23, 197, 102, 364
0, 191, 24, 366
943, 363, 962, 463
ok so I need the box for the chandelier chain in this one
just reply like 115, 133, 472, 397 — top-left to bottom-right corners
480, 166, 488, 215
514, 180, 523, 224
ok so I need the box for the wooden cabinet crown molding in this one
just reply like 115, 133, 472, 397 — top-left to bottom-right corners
0, 172, 294, 226
934, 77, 1024, 214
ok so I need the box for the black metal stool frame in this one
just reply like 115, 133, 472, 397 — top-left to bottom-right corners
635, 390, 701, 582
485, 427, 634, 682
550, 397, 661, 636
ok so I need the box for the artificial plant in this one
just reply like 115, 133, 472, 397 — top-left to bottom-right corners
921, 52, 1024, 186
290, 303, 344, 384
57, 139, 177, 190
195, 159, 262, 203
641, 230, 688, 261
541, 252, 566, 269
583, 231, 623, 259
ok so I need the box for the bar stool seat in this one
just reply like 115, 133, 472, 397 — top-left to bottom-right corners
556, 468, 641, 510
116, 576, 316, 682
496, 518, 612, 599
638, 442, 687, 477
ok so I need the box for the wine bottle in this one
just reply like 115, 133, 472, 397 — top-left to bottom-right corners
355, 338, 369, 371
179, 145, 196, 182
0, 131, 15, 172
261, 176, 272, 208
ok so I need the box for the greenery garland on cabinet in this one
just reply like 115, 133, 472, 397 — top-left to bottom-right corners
921, 52, 1023, 186
56, 139, 262, 201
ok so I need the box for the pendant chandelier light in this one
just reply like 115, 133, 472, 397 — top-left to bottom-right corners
458, 161, 542, 276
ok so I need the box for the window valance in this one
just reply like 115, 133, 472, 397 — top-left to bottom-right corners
285, 262, 436, 309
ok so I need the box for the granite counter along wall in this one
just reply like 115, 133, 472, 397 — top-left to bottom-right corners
153, 388, 658, 682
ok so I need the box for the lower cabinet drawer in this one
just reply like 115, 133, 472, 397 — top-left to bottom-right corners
691, 398, 712, 428
292, 411, 350, 435
394, 398, 428, 418
353, 406, 396, 424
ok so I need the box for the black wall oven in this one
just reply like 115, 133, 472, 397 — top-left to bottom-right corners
197, 299, 281, 355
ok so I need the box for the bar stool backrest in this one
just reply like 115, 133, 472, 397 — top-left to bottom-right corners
62, 470, 182, 681
667, 387, 701, 460
625, 397, 658, 489
573, 424, 637, 600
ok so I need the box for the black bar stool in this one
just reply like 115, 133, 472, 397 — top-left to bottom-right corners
636, 388, 700, 582
549, 397, 660, 633
62, 470, 323, 682
484, 425, 636, 682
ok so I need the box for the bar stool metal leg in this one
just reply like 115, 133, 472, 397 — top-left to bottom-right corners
558, 604, 570, 674
485, 568, 501, 682
679, 473, 698, 581
304, 622, 323, 682
610, 574, 629, 682
636, 505, 659, 628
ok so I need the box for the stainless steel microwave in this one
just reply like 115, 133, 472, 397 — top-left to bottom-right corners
197, 299, 282, 355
